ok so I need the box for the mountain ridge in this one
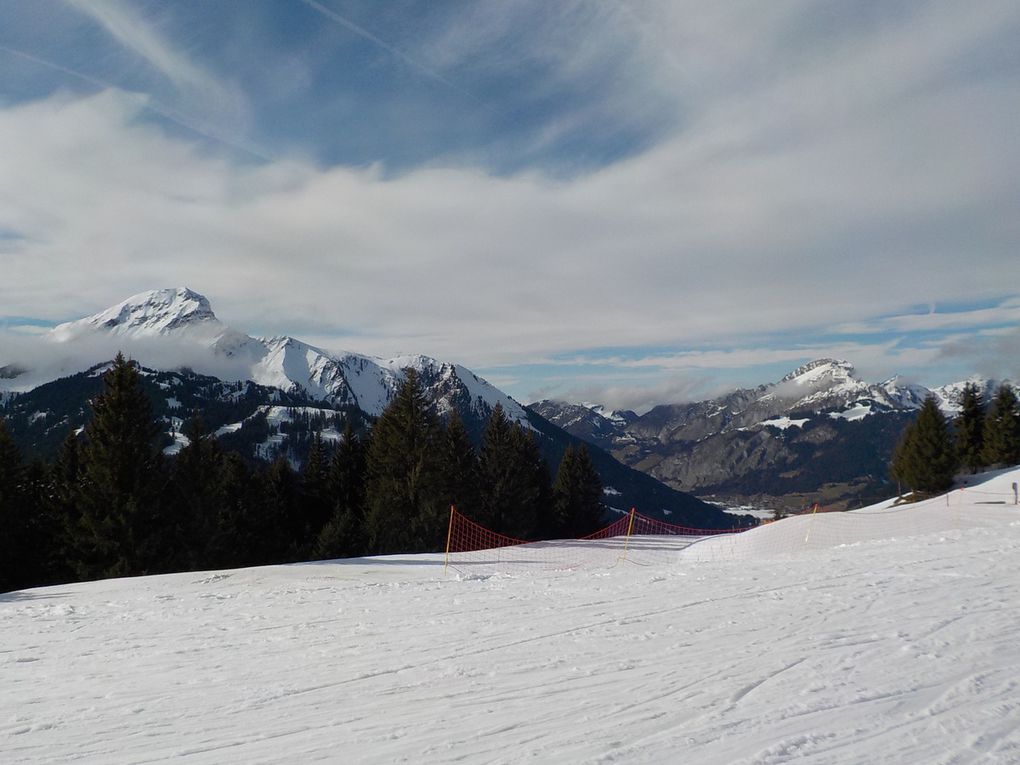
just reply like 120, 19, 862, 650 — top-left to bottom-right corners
530, 361, 1014, 510
7, 287, 530, 426
1, 289, 736, 527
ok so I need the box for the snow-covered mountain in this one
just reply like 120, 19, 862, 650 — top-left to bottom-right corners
18, 287, 528, 425
532, 359, 1015, 511
3, 289, 736, 527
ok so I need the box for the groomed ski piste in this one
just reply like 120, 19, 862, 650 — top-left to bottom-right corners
4, 469, 1020, 764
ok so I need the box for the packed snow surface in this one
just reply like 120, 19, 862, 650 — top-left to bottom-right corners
4, 470, 1020, 764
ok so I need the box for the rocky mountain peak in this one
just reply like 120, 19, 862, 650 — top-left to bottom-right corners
777, 358, 856, 387
51, 287, 219, 340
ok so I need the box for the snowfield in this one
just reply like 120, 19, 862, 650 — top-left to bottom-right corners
4, 470, 1020, 764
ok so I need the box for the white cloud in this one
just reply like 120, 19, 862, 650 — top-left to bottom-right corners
832, 299, 1020, 335
65, 0, 208, 93
62, 0, 250, 143
2, 1, 1019, 400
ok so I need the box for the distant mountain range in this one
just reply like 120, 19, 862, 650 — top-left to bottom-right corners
0, 288, 736, 528
532, 359, 1013, 511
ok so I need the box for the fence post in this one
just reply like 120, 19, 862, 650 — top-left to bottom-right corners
444, 505, 455, 575
619, 508, 637, 563
804, 502, 819, 546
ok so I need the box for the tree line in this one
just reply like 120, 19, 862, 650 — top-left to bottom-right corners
0, 354, 606, 593
891, 383, 1020, 496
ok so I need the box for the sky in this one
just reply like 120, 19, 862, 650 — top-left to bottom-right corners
1, 0, 1018, 411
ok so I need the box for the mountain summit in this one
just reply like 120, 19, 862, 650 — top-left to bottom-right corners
13, 288, 528, 425
51, 288, 220, 340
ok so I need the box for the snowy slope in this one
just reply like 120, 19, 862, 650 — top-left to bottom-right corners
4, 469, 1020, 764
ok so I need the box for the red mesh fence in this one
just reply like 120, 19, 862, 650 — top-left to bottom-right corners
443, 477, 1020, 574
444, 507, 749, 576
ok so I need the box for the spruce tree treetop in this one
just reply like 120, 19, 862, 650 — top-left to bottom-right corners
364, 368, 445, 553
890, 395, 957, 496
955, 382, 986, 474
74, 352, 167, 579
437, 409, 481, 522
982, 384, 1020, 467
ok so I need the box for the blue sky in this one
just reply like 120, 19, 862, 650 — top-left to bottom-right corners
1, 0, 1019, 410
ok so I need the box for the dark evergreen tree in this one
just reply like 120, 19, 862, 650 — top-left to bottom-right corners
22, 458, 63, 587
478, 406, 548, 539
316, 423, 368, 559
982, 384, 1020, 467
299, 432, 332, 551
364, 369, 445, 553
436, 410, 482, 522
0, 417, 28, 592
519, 425, 553, 539
889, 423, 914, 496
955, 383, 986, 474
73, 354, 169, 579
51, 430, 83, 566
477, 404, 513, 531
171, 415, 224, 569
551, 444, 606, 538
207, 452, 261, 568
889, 396, 957, 495
262, 456, 302, 560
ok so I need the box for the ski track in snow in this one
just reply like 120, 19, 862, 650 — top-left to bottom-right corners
4, 471, 1020, 763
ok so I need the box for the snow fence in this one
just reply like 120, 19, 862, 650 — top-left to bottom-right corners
443, 507, 744, 575
443, 471, 1020, 575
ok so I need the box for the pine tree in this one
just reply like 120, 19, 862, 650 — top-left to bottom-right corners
316, 422, 368, 559
955, 383, 986, 474
364, 369, 445, 553
49, 430, 83, 582
889, 423, 915, 496
551, 444, 606, 538
889, 396, 957, 495
262, 456, 302, 560
73, 353, 168, 579
171, 415, 224, 570
299, 432, 332, 551
207, 452, 260, 568
982, 384, 1020, 467
478, 406, 548, 539
436, 410, 482, 522
0, 417, 28, 592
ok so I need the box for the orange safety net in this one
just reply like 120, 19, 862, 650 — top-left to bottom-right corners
444, 507, 749, 576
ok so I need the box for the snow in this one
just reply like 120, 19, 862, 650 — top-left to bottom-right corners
719, 504, 776, 521
4, 469, 1020, 763
828, 404, 873, 421
163, 431, 190, 456
214, 422, 242, 437
758, 416, 810, 430
779, 358, 857, 388
452, 364, 530, 426
14, 290, 530, 430
51, 288, 219, 341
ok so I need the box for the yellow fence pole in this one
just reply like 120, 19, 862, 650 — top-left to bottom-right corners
444, 505, 455, 575
803, 502, 819, 545
619, 508, 637, 563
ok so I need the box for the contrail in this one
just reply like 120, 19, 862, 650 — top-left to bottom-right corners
299, 0, 486, 106
0, 44, 275, 162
